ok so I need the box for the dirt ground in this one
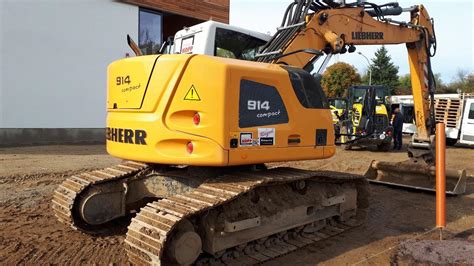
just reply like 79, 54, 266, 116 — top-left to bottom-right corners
1, 140, 473, 265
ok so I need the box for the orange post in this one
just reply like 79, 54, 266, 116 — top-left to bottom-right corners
436, 123, 446, 230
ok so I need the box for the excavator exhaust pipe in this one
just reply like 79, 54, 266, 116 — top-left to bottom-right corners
365, 159, 467, 195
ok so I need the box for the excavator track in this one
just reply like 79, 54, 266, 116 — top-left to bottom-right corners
52, 161, 149, 230
52, 163, 368, 265
124, 167, 368, 265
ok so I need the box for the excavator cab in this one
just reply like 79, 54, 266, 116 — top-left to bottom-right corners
127, 20, 272, 60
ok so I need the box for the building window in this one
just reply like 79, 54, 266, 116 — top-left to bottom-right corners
139, 8, 162, 55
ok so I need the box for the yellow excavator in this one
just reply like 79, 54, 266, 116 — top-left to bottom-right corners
52, 1, 466, 265
332, 85, 393, 151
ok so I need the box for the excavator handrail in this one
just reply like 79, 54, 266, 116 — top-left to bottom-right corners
256, 48, 323, 60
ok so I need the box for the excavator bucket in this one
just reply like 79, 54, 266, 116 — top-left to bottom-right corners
365, 159, 467, 195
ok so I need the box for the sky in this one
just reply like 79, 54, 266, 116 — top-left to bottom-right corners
229, 0, 474, 83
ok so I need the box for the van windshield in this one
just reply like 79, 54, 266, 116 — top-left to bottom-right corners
214, 28, 267, 61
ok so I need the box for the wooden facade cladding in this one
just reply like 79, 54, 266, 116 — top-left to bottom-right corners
121, 0, 229, 23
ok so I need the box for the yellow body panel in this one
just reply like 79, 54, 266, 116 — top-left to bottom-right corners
352, 103, 388, 127
107, 56, 157, 109
330, 105, 344, 124
106, 54, 335, 166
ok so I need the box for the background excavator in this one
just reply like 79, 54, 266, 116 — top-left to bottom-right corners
331, 85, 393, 151
52, 0, 466, 265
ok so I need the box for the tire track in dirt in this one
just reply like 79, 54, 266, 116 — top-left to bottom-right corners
0, 201, 129, 264
0, 173, 129, 265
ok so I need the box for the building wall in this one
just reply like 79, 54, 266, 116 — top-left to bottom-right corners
0, 3, 3, 130
122, 0, 229, 23
0, 0, 229, 146
162, 14, 203, 40
0, 0, 138, 145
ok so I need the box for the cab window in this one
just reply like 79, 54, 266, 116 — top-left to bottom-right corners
216, 47, 236, 58
214, 28, 267, 61
332, 99, 346, 109
283, 66, 329, 109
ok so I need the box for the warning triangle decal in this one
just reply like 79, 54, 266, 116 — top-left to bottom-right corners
184, 85, 201, 101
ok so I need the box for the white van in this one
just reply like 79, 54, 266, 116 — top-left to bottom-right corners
390, 94, 474, 146
459, 98, 474, 145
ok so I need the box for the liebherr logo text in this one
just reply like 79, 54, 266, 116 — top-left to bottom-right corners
106, 127, 147, 145
351, 32, 384, 40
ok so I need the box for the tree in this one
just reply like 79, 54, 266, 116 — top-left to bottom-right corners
395, 74, 411, 95
361, 71, 370, 85
467, 74, 474, 93
448, 69, 474, 93
395, 71, 473, 94
369, 46, 399, 92
321, 62, 361, 98
430, 69, 474, 93
432, 73, 452, 93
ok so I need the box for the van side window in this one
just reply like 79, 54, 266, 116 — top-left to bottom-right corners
283, 66, 329, 109
239, 80, 289, 128
469, 103, 474, 119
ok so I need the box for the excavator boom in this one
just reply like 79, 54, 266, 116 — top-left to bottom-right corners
259, 2, 434, 144
256, 0, 465, 194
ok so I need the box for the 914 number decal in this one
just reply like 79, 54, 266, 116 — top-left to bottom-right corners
248, 100, 270, 111
116, 75, 131, 85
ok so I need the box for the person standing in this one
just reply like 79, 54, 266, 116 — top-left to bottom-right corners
392, 108, 404, 150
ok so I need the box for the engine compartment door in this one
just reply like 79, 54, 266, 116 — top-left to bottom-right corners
107, 55, 158, 109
